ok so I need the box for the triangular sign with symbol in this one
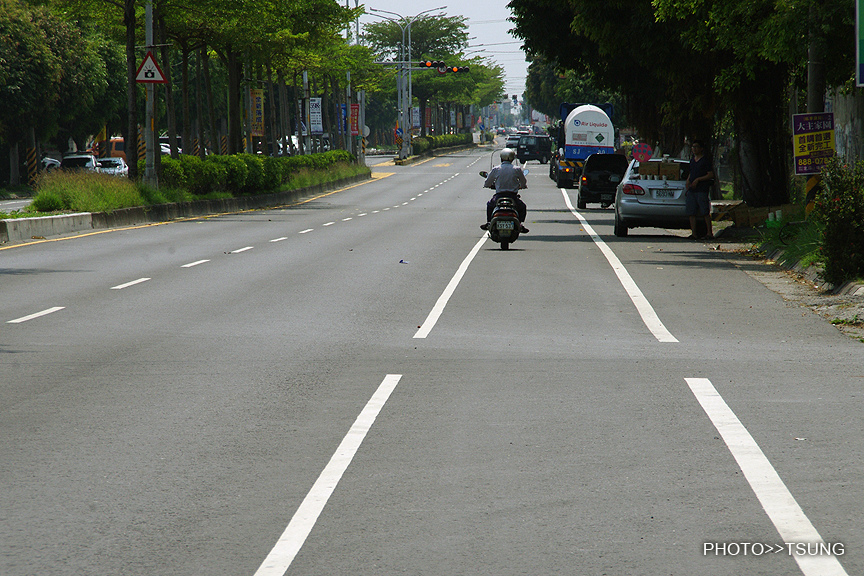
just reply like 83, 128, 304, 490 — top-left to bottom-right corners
135, 51, 167, 84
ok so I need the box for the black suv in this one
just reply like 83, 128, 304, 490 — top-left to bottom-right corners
576, 153, 629, 209
516, 134, 552, 164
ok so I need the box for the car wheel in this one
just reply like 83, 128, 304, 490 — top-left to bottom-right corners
576, 191, 587, 210
613, 211, 628, 237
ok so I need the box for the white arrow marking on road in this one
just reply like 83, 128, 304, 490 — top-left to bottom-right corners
561, 189, 678, 343
254, 374, 402, 576
686, 378, 848, 576
111, 278, 151, 290
7, 306, 65, 324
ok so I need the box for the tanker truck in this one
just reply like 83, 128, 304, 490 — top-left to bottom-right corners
549, 103, 615, 188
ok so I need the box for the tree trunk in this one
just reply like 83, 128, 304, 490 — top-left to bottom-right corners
125, 0, 138, 180
267, 63, 278, 156
196, 51, 205, 158
181, 45, 191, 155
734, 64, 791, 207
202, 48, 218, 155
226, 49, 243, 155
157, 15, 176, 162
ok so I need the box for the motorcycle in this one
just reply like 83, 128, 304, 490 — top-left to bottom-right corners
479, 169, 528, 251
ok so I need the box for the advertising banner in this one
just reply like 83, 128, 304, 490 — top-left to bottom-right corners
250, 89, 264, 137
350, 104, 360, 136
310, 97, 323, 135
792, 112, 835, 175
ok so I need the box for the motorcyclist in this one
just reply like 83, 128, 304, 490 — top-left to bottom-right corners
480, 148, 529, 233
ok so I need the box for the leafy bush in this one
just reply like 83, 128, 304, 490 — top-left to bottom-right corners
238, 154, 264, 194
262, 156, 283, 189
30, 189, 64, 212
814, 157, 864, 285
177, 155, 206, 195
159, 156, 185, 189
207, 154, 247, 193
200, 160, 228, 194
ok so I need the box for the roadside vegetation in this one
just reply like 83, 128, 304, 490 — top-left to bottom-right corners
0, 151, 369, 219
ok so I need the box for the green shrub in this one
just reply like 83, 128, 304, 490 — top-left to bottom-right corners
262, 156, 283, 189
159, 156, 185, 189
814, 157, 864, 286
207, 154, 247, 193
239, 154, 264, 194
30, 189, 64, 212
200, 160, 228, 194
177, 155, 205, 195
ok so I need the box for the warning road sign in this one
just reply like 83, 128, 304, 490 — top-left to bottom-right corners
136, 51, 167, 84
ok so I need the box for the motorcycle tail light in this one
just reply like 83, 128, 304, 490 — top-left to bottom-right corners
622, 183, 645, 195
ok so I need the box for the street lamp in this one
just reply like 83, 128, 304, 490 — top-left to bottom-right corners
368, 6, 446, 159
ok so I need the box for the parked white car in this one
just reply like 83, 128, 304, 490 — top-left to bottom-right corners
60, 153, 101, 172
613, 157, 696, 237
97, 157, 128, 177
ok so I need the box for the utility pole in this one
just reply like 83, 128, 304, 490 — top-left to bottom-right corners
144, 0, 157, 188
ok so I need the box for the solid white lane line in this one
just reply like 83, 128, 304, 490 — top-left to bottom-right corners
111, 277, 151, 290
7, 306, 65, 324
561, 189, 678, 343
299, 229, 313, 234
414, 234, 488, 339
181, 260, 210, 268
254, 374, 403, 576
686, 378, 848, 576
231, 246, 254, 253
270, 237, 288, 243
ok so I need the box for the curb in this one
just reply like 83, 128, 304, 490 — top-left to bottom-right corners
0, 173, 370, 245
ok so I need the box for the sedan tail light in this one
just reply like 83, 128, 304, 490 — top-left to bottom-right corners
622, 183, 645, 195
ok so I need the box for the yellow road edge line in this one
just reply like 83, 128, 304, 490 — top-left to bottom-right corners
0, 175, 391, 252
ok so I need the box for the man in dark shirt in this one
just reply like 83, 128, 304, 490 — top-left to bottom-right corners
685, 140, 714, 239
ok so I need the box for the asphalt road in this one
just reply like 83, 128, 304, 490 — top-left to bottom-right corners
1, 147, 861, 576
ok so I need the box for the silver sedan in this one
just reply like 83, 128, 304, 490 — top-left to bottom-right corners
613, 157, 695, 237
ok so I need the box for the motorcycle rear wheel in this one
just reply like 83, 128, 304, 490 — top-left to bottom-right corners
500, 242, 510, 250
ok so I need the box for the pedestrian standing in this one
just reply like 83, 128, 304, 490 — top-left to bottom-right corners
685, 139, 714, 239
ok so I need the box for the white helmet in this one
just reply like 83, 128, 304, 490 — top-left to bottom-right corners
500, 148, 516, 162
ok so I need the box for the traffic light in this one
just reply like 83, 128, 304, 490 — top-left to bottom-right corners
447, 66, 469, 73
423, 60, 446, 68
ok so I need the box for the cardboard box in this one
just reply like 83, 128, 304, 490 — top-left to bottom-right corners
659, 162, 681, 180
639, 161, 659, 176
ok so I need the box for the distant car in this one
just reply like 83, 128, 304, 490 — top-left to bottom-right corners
97, 157, 128, 177
505, 134, 521, 149
516, 134, 552, 164
40, 157, 61, 172
60, 154, 101, 173
614, 157, 703, 237
576, 153, 629, 209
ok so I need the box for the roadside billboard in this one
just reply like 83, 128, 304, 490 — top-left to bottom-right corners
792, 112, 835, 175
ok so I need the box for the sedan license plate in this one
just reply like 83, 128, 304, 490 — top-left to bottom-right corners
653, 189, 676, 199
497, 220, 515, 230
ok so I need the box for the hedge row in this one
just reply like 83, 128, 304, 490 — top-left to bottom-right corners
411, 133, 473, 155
147, 150, 355, 196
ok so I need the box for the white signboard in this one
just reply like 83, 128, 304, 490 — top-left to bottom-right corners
310, 98, 323, 135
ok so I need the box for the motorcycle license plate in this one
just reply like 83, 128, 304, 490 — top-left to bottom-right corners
497, 220, 515, 230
